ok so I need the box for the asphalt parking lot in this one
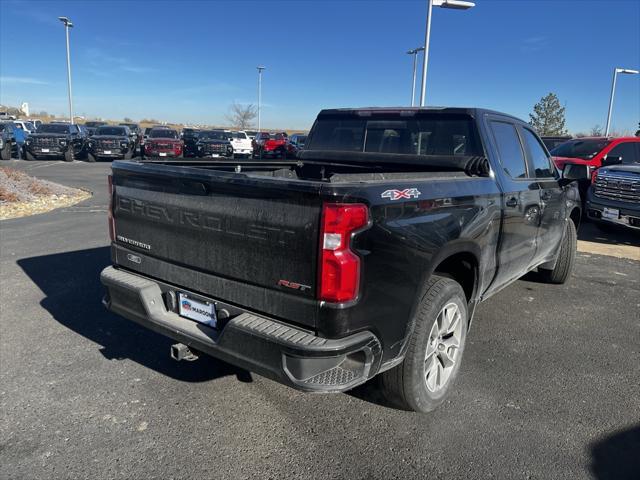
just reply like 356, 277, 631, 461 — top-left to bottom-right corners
1, 160, 639, 479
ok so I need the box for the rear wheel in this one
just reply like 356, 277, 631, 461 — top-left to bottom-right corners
25, 150, 37, 161
86, 153, 97, 163
380, 275, 468, 413
64, 149, 74, 162
124, 149, 133, 160
0, 141, 11, 160
539, 220, 576, 284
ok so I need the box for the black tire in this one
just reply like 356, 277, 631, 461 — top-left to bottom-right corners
124, 149, 133, 160
380, 275, 468, 413
64, 149, 74, 162
86, 153, 97, 163
539, 220, 577, 284
25, 150, 37, 161
0, 141, 11, 160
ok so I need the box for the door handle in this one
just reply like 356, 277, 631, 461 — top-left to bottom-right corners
506, 197, 518, 207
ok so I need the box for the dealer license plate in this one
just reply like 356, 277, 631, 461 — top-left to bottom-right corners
602, 208, 619, 221
178, 293, 217, 328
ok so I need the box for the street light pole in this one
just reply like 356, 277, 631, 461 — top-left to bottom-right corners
407, 47, 425, 106
418, 0, 475, 107
257, 66, 265, 132
58, 16, 74, 124
418, 0, 434, 107
605, 67, 639, 136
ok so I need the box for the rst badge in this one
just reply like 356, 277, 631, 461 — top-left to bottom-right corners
277, 279, 311, 293
381, 188, 421, 201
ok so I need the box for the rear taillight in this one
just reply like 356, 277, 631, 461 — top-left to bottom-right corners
107, 174, 115, 241
318, 203, 369, 303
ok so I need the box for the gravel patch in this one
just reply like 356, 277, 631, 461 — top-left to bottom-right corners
0, 167, 92, 220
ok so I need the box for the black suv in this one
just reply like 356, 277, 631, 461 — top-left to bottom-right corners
87, 125, 136, 162
84, 121, 107, 136
119, 123, 142, 152
25, 123, 87, 161
182, 128, 201, 157
195, 130, 234, 158
0, 122, 22, 160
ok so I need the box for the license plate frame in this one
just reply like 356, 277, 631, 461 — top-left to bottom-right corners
602, 207, 619, 221
103, 150, 112, 155
41, 148, 50, 153
178, 292, 217, 328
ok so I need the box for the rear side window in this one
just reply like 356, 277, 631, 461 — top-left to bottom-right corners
521, 128, 554, 178
608, 142, 639, 164
491, 121, 527, 179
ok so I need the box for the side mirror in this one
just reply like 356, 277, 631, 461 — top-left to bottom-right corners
559, 163, 589, 186
601, 155, 622, 166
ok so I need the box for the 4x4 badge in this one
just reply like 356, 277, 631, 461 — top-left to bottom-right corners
381, 188, 421, 200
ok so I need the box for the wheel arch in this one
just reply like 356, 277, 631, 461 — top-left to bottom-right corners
426, 240, 482, 305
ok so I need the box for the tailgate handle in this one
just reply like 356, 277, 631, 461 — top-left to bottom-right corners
178, 180, 207, 195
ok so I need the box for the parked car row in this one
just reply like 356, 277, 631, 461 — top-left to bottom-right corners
1, 118, 311, 162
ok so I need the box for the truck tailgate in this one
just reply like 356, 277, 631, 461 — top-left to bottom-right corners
111, 162, 323, 327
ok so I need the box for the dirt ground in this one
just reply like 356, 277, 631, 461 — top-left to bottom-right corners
0, 166, 92, 220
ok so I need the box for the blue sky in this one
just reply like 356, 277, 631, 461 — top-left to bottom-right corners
1, 0, 639, 132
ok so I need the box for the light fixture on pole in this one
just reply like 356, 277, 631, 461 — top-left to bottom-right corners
605, 67, 639, 136
419, 0, 475, 107
58, 16, 74, 124
407, 47, 425, 106
257, 66, 265, 132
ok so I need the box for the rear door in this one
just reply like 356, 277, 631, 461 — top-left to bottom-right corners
485, 117, 541, 288
519, 126, 566, 263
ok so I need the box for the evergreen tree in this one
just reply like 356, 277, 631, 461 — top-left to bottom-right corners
529, 93, 568, 136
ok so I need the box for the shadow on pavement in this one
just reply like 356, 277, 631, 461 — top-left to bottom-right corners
578, 221, 640, 247
18, 246, 251, 384
590, 423, 640, 480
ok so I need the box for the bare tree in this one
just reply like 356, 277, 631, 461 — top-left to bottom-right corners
589, 124, 603, 136
225, 102, 257, 130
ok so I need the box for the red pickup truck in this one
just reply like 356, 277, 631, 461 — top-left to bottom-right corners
252, 132, 288, 158
551, 137, 640, 199
143, 128, 183, 158
551, 137, 640, 172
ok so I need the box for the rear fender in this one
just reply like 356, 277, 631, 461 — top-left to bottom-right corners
379, 240, 482, 373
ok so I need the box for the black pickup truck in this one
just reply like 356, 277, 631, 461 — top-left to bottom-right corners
87, 125, 136, 161
101, 107, 583, 413
25, 123, 87, 161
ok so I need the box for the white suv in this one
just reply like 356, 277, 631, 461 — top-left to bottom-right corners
228, 131, 253, 158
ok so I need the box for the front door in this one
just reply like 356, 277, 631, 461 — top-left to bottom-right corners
519, 126, 566, 263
